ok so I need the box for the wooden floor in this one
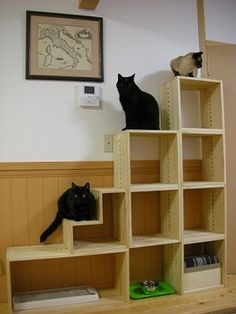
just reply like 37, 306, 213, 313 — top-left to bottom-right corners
1, 275, 236, 314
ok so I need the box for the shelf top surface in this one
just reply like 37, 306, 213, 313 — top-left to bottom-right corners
184, 229, 225, 244
115, 130, 178, 136
73, 241, 127, 255
181, 128, 224, 136
131, 235, 179, 248
177, 76, 222, 89
7, 242, 128, 262
183, 181, 225, 189
92, 187, 126, 194
131, 183, 179, 192
63, 219, 102, 227
7, 244, 70, 262
161, 76, 222, 89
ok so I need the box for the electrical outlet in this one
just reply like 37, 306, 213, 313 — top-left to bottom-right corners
104, 135, 113, 152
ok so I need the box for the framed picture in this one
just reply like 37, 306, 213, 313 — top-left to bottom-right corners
26, 11, 103, 82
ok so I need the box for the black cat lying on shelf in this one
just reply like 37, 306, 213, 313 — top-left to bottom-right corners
170, 51, 203, 77
40, 182, 96, 243
116, 73, 160, 130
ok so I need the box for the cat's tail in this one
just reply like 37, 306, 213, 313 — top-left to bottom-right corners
40, 213, 63, 243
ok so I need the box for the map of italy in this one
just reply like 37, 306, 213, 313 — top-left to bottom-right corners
37, 24, 92, 71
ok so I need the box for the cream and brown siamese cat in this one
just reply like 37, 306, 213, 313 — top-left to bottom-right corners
170, 51, 203, 77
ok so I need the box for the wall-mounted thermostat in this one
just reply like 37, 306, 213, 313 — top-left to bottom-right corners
78, 84, 100, 107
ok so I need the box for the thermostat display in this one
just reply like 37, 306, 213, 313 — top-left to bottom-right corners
79, 85, 100, 107
84, 86, 95, 94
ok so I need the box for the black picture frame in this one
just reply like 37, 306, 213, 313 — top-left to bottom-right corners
26, 11, 104, 82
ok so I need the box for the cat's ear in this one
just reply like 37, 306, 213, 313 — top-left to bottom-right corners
118, 73, 122, 79
71, 182, 77, 189
131, 74, 135, 80
84, 182, 90, 190
193, 51, 203, 58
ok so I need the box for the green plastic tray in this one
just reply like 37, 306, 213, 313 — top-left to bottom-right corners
129, 281, 175, 299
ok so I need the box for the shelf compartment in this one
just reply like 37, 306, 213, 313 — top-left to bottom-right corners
7, 252, 129, 313
184, 264, 222, 293
130, 244, 182, 294
131, 190, 180, 247
160, 76, 224, 130
183, 187, 225, 243
182, 134, 225, 182
114, 130, 179, 187
184, 241, 225, 292
63, 189, 128, 253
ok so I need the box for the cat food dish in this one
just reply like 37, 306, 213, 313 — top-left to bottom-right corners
130, 281, 175, 299
141, 280, 159, 294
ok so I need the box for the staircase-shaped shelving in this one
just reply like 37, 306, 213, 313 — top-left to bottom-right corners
6, 76, 226, 313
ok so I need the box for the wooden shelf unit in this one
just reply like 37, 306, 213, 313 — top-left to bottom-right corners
130, 243, 182, 294
114, 130, 182, 294
184, 240, 226, 292
63, 187, 128, 254
160, 76, 226, 294
160, 76, 224, 131
6, 188, 129, 314
6, 77, 226, 313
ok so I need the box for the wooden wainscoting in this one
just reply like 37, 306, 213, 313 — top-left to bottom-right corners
0, 160, 201, 302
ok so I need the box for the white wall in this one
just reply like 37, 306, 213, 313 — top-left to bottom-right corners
204, 0, 236, 44
0, 0, 199, 161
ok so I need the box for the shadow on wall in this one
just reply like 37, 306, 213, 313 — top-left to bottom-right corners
139, 70, 173, 100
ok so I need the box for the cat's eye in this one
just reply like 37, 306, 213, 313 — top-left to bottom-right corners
74, 194, 78, 198
82, 194, 86, 198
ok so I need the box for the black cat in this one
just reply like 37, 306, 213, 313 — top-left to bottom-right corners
40, 182, 96, 243
116, 74, 160, 130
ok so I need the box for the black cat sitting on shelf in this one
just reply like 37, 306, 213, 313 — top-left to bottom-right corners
40, 182, 96, 243
116, 74, 160, 130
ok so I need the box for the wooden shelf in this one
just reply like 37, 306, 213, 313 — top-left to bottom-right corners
183, 230, 225, 244
7, 243, 128, 261
160, 76, 224, 130
181, 128, 224, 135
7, 244, 70, 262
178, 76, 222, 89
131, 235, 180, 248
73, 240, 128, 255
121, 130, 178, 136
130, 183, 179, 192
183, 181, 225, 189
6, 77, 226, 313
